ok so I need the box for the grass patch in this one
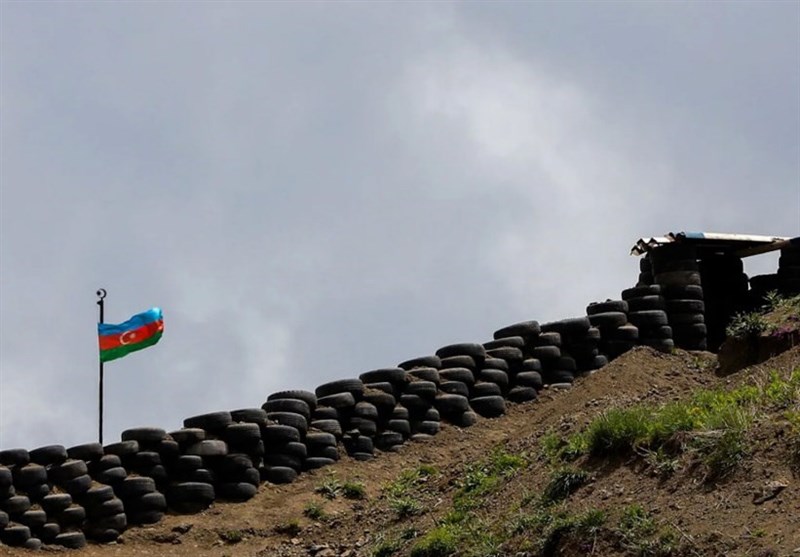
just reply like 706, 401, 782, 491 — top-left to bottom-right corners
342, 480, 367, 500
273, 520, 301, 536
409, 525, 459, 557
617, 504, 680, 555
217, 529, 245, 544
303, 501, 328, 521
509, 505, 606, 554
389, 496, 424, 519
541, 467, 589, 505
384, 464, 438, 498
454, 448, 527, 510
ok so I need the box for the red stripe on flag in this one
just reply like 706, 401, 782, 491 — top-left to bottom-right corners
98, 319, 164, 351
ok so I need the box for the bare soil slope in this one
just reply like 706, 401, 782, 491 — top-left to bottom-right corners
4, 343, 798, 557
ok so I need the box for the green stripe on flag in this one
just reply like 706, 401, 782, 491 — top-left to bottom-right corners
100, 332, 163, 363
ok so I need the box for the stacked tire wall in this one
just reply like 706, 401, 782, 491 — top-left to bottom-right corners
2, 241, 796, 550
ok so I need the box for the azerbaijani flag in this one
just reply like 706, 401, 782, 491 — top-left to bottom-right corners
98, 308, 164, 363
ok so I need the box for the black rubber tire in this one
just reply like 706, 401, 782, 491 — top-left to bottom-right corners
186, 439, 229, 457
392, 405, 410, 420
471, 382, 502, 397
622, 284, 661, 300
435, 342, 487, 359
531, 332, 561, 347
375, 431, 405, 449
485, 346, 523, 363
629, 310, 669, 327
103, 440, 140, 457
262, 424, 301, 444
347, 417, 378, 436
626, 295, 665, 312
304, 431, 336, 450
26, 482, 50, 502
673, 323, 708, 337
454, 411, 479, 427
544, 369, 575, 384
117, 476, 156, 499
483, 336, 525, 350
121, 427, 167, 444
541, 317, 591, 335
49, 460, 88, 484
352, 401, 378, 419
522, 358, 542, 371
54, 531, 87, 549
404, 381, 438, 400
482, 357, 510, 371
386, 419, 411, 436
57, 504, 86, 526
94, 466, 127, 485
415, 420, 441, 436
508, 386, 538, 403
493, 320, 541, 339
224, 422, 263, 445
514, 371, 543, 389
397, 355, 441, 370
359, 368, 408, 384
29, 445, 67, 466
640, 338, 675, 352
63, 474, 92, 496
38, 521, 60, 543
86, 497, 125, 519
438, 381, 469, 397
230, 408, 269, 426
312, 406, 339, 420
408, 367, 440, 383
216, 482, 257, 502
586, 300, 628, 315
83, 527, 121, 543
668, 313, 705, 325
439, 368, 475, 385
303, 457, 336, 470
168, 428, 206, 446
434, 394, 470, 415
662, 284, 704, 300
315, 378, 364, 398
263, 466, 297, 484
532, 345, 561, 360
310, 419, 342, 437
655, 270, 701, 286
666, 299, 705, 313
262, 398, 311, 419
469, 396, 505, 418
0, 524, 31, 546
41, 493, 72, 515
81, 485, 115, 508
477, 369, 509, 390
267, 390, 318, 409
317, 391, 357, 409
611, 324, 639, 340
14, 463, 48, 487
588, 312, 628, 329
362, 389, 396, 410
266, 412, 308, 434
183, 411, 233, 433
19, 509, 47, 529
133, 451, 162, 468
92, 454, 122, 471
439, 355, 476, 370
167, 482, 215, 513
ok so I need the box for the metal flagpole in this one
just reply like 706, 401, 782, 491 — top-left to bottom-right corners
97, 288, 107, 444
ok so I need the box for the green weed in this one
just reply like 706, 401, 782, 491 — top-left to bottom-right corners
541, 467, 589, 505
342, 480, 367, 500
409, 525, 458, 557
389, 496, 424, 519
303, 501, 328, 521
384, 465, 438, 498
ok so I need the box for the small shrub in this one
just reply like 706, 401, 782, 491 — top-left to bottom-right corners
390, 496, 424, 519
273, 520, 301, 536
315, 476, 343, 500
218, 529, 245, 544
541, 467, 589, 505
410, 525, 458, 557
726, 310, 769, 339
372, 537, 401, 557
342, 480, 367, 500
385, 465, 438, 498
303, 501, 328, 521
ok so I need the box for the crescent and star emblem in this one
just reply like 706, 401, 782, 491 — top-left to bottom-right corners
119, 331, 137, 345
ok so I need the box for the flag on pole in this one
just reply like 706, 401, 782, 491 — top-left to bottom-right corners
98, 308, 164, 362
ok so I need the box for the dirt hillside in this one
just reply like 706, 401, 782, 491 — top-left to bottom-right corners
3, 340, 798, 557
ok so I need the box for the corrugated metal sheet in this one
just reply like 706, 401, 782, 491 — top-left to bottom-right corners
630, 231, 794, 257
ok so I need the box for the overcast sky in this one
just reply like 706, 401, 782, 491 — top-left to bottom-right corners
1, 1, 798, 451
